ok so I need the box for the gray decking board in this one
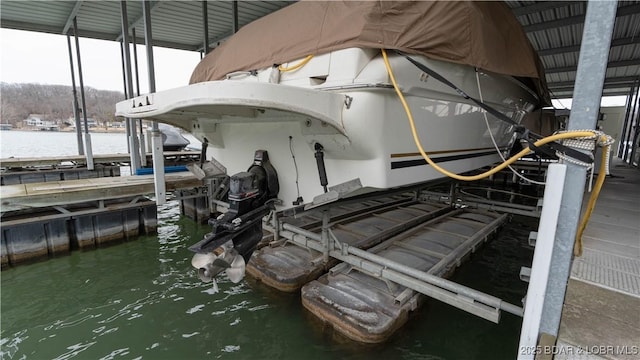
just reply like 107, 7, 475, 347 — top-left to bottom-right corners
558, 159, 640, 357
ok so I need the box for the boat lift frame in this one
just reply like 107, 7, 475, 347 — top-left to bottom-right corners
261, 186, 525, 324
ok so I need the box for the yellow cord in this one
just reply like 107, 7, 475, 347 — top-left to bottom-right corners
381, 49, 595, 181
380, 48, 610, 256
278, 55, 314, 72
574, 143, 609, 256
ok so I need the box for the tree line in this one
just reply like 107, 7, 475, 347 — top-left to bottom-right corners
0, 82, 125, 126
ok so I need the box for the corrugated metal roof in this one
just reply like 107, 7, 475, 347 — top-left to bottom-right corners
506, 0, 640, 98
1, 0, 639, 98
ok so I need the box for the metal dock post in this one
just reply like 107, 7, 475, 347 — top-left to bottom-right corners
517, 1, 618, 357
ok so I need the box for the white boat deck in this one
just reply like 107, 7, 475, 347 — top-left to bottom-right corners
557, 158, 640, 359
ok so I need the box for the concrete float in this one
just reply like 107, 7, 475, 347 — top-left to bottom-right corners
178, 187, 210, 224
1, 198, 157, 268
1, 164, 121, 185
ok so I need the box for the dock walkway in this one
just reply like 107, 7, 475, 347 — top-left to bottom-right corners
0, 172, 201, 213
557, 159, 640, 359
0, 151, 200, 168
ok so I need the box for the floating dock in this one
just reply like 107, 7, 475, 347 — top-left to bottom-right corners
0, 172, 201, 212
1, 164, 121, 185
1, 167, 202, 268
0, 151, 200, 169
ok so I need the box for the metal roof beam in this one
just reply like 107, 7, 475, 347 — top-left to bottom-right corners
195, 1, 240, 53
538, 36, 640, 57
524, 14, 585, 32
62, 0, 83, 35
511, 1, 584, 17
551, 85, 635, 93
550, 88, 633, 97
78, 29, 198, 51
545, 59, 640, 74
548, 76, 639, 89
524, 3, 640, 33
1, 19, 198, 51
115, 0, 162, 42
1, 19, 61, 34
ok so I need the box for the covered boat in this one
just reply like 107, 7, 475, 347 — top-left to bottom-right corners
115, 1, 547, 289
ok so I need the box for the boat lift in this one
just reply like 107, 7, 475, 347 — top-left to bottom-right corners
259, 183, 527, 325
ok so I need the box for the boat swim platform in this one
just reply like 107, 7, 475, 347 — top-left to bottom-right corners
0, 172, 202, 213
247, 195, 451, 292
300, 208, 508, 343
0, 150, 201, 169
556, 159, 640, 359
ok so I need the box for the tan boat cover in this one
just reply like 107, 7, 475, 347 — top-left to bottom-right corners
190, 1, 549, 104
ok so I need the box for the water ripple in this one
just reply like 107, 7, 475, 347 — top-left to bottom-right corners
185, 304, 205, 314
0, 330, 28, 360
221, 345, 240, 353
51, 341, 96, 360
44, 314, 102, 331
98, 347, 130, 360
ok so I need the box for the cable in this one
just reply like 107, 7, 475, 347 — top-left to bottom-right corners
278, 55, 313, 72
474, 69, 546, 185
289, 136, 301, 201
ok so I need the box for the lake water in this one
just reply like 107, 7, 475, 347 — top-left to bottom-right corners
1, 131, 537, 359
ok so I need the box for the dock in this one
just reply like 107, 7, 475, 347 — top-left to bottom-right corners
0, 172, 201, 213
0, 151, 201, 169
556, 160, 640, 359
1, 153, 204, 268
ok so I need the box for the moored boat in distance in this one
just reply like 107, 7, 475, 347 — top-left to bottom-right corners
115, 1, 548, 291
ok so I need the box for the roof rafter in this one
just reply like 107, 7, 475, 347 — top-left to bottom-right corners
545, 59, 640, 74
62, 0, 83, 35
538, 36, 640, 57
548, 76, 640, 89
115, 0, 162, 42
511, 1, 584, 17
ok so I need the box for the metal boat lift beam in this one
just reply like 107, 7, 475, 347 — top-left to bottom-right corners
72, 17, 94, 171
278, 207, 523, 323
142, 0, 166, 206
120, 0, 141, 173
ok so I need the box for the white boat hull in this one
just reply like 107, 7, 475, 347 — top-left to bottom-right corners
116, 49, 539, 208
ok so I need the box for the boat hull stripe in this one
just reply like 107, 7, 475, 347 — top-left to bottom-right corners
390, 150, 498, 169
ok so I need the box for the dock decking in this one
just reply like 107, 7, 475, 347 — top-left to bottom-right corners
0, 151, 200, 168
557, 159, 640, 359
0, 172, 201, 213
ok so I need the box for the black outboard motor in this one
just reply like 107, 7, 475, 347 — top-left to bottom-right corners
190, 150, 279, 290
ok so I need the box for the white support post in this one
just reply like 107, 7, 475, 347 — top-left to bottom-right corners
152, 130, 166, 205
517, 163, 567, 359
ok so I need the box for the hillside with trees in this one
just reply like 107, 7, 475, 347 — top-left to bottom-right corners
0, 82, 125, 127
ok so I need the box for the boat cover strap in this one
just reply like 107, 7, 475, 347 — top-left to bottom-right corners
394, 50, 592, 165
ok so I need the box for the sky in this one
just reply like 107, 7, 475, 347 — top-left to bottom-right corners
0, 28, 628, 108
0, 28, 201, 94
